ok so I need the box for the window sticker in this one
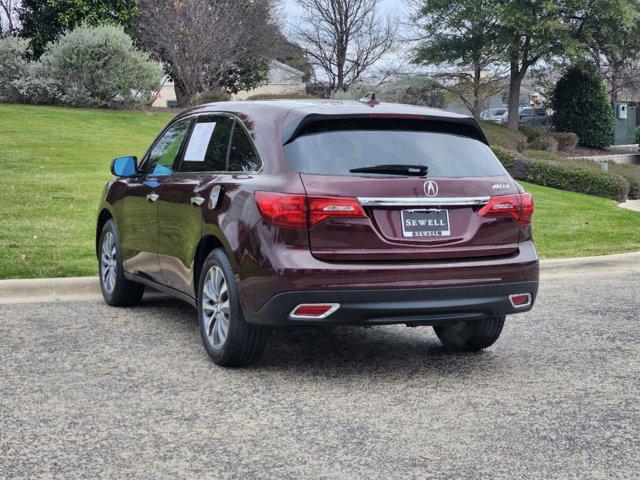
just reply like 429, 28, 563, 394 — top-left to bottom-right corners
184, 122, 216, 162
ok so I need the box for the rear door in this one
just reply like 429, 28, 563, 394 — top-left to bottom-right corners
284, 118, 522, 261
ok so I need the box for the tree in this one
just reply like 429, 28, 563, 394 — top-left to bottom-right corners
581, 0, 640, 104
294, 0, 397, 91
19, 0, 138, 57
494, 1, 589, 130
273, 32, 313, 82
411, 0, 507, 119
551, 64, 614, 149
137, 0, 277, 106
0, 0, 20, 37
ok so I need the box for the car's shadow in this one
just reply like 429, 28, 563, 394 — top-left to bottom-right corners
136, 293, 511, 376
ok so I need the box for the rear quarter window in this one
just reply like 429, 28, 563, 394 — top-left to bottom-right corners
284, 121, 506, 178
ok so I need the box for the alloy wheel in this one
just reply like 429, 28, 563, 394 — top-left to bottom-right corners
202, 266, 230, 350
100, 231, 117, 294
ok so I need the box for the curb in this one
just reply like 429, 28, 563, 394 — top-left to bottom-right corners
0, 276, 100, 304
539, 251, 640, 273
1, 252, 639, 304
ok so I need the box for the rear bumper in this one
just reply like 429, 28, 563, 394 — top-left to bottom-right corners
244, 280, 539, 326
237, 240, 539, 315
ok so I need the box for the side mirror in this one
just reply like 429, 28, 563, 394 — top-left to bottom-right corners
111, 156, 138, 177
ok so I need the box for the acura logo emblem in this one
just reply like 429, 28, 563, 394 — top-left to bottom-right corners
424, 181, 439, 197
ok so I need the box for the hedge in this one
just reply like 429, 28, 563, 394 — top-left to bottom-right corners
553, 132, 579, 153
492, 147, 630, 201
528, 134, 558, 152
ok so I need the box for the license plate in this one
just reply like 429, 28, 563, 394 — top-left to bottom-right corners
401, 209, 451, 237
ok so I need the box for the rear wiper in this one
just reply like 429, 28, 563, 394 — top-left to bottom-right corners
349, 164, 428, 177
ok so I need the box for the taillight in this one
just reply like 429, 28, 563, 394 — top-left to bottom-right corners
308, 196, 366, 227
254, 192, 366, 229
478, 193, 534, 225
254, 192, 308, 229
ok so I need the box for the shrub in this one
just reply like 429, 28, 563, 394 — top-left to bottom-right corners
551, 63, 614, 149
608, 163, 640, 199
331, 83, 379, 101
331, 76, 446, 108
0, 36, 30, 102
492, 146, 517, 170
481, 121, 527, 152
18, 24, 163, 108
378, 76, 446, 108
12, 61, 60, 105
528, 133, 558, 152
190, 89, 231, 106
500, 153, 629, 201
526, 162, 628, 201
246, 93, 317, 100
554, 132, 579, 153
518, 124, 543, 141
493, 147, 533, 180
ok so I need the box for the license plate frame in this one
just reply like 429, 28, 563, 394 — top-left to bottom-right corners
400, 209, 451, 238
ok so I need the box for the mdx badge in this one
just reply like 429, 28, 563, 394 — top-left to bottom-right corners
424, 181, 439, 197
492, 184, 511, 190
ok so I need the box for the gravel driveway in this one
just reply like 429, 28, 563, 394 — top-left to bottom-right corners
1, 265, 639, 479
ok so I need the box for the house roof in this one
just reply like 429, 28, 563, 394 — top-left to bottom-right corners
269, 59, 304, 77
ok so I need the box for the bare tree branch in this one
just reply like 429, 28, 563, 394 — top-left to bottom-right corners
294, 0, 397, 91
137, 0, 278, 105
0, 0, 20, 37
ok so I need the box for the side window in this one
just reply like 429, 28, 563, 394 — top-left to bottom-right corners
228, 121, 262, 172
144, 119, 191, 176
180, 116, 234, 173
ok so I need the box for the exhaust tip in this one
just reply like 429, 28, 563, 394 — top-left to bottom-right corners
509, 293, 532, 309
289, 304, 340, 319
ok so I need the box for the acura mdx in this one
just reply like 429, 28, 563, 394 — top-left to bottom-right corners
97, 98, 539, 366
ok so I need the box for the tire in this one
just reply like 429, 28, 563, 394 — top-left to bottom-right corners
433, 316, 506, 352
198, 248, 267, 367
98, 219, 145, 307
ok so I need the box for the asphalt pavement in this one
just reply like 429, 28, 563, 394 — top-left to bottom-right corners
1, 264, 639, 479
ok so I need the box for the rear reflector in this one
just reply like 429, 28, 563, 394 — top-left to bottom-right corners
289, 304, 340, 319
478, 193, 534, 225
509, 294, 532, 308
255, 192, 366, 229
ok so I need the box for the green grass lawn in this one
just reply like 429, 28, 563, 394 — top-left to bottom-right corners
521, 182, 640, 258
0, 104, 173, 279
0, 104, 639, 279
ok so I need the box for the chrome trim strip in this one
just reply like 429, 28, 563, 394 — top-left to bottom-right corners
289, 303, 341, 319
357, 196, 491, 207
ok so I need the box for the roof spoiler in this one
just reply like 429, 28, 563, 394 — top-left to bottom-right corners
282, 113, 490, 146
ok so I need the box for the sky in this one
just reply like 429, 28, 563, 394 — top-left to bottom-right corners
282, 0, 408, 19
281, 0, 414, 77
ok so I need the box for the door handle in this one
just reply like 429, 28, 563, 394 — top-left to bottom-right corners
191, 195, 205, 206
146, 193, 159, 202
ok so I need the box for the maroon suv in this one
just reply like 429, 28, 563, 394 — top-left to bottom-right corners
97, 99, 539, 366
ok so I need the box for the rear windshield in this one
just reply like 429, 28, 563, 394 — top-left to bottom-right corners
284, 126, 506, 178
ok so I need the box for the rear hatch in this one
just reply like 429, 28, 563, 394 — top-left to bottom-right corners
284, 116, 523, 262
